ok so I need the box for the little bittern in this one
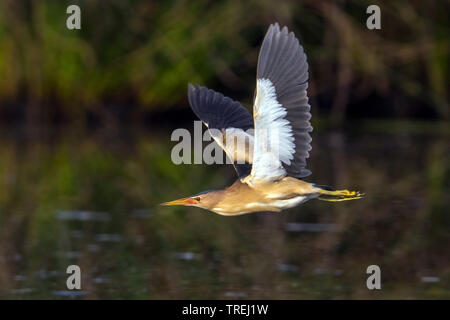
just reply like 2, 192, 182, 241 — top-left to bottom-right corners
162, 23, 362, 216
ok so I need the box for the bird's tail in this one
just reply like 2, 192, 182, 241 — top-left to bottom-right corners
313, 184, 364, 202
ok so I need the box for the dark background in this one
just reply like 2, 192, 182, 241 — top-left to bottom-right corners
0, 0, 448, 299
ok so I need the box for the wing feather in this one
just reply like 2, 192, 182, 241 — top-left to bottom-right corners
248, 23, 313, 183
187, 84, 254, 178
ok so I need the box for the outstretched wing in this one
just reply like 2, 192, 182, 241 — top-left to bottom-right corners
249, 23, 312, 182
188, 84, 254, 178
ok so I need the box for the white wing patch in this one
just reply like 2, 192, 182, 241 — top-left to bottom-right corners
248, 78, 295, 182
208, 127, 254, 164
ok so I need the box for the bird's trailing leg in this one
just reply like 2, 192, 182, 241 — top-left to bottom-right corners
314, 185, 364, 202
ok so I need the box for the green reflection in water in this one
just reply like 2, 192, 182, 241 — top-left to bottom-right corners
0, 122, 449, 299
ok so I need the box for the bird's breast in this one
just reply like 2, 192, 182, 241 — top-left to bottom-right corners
260, 195, 311, 209
212, 195, 313, 215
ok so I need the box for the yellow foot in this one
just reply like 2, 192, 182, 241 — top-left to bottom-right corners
318, 188, 364, 202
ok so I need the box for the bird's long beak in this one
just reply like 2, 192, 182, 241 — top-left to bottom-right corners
161, 197, 196, 206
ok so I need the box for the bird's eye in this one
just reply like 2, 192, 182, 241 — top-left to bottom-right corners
194, 197, 201, 202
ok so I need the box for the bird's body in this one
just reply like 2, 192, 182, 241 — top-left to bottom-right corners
162, 23, 363, 215
209, 177, 318, 216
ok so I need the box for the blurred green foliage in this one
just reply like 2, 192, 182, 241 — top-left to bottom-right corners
0, 0, 448, 122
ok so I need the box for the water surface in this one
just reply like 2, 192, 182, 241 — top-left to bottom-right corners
0, 122, 448, 299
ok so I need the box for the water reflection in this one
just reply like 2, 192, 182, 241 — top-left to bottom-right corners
0, 123, 448, 299
51, 291, 87, 298
56, 210, 111, 221
285, 223, 338, 232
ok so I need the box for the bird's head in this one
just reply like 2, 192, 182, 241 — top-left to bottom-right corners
161, 190, 221, 210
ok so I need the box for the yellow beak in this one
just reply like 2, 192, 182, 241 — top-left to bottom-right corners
160, 197, 195, 206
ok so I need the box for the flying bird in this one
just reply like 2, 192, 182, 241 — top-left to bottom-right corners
162, 23, 362, 215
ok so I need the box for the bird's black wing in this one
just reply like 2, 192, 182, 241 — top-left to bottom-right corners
188, 84, 254, 178
255, 23, 313, 178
